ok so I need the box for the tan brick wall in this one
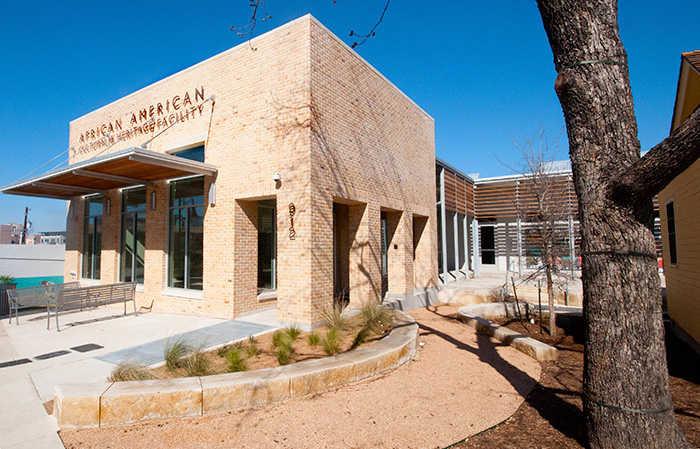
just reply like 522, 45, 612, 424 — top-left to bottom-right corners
64, 15, 436, 327
64, 199, 83, 280
308, 19, 438, 310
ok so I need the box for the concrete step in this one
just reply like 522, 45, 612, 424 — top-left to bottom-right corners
382, 289, 438, 312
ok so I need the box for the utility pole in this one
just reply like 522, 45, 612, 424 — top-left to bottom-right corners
21, 207, 30, 245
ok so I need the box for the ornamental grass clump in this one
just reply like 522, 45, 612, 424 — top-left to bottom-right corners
182, 344, 210, 377
360, 300, 394, 334
271, 329, 295, 366
109, 361, 156, 382
225, 346, 248, 372
164, 336, 190, 371
285, 325, 302, 341
321, 302, 349, 332
271, 330, 289, 349
245, 336, 260, 358
351, 326, 371, 350
276, 343, 292, 365
322, 328, 341, 356
307, 330, 321, 347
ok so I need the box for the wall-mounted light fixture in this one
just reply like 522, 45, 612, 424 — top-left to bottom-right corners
105, 198, 111, 216
273, 172, 282, 182
150, 191, 157, 211
208, 182, 216, 206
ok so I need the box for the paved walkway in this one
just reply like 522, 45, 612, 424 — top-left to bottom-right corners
0, 307, 278, 448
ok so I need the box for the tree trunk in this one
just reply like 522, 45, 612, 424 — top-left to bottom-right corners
536, 1, 692, 447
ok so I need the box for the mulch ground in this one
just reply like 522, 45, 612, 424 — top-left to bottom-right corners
455, 313, 700, 448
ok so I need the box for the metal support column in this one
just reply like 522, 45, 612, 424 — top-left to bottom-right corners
515, 180, 523, 278
471, 218, 480, 277
567, 176, 575, 278
453, 211, 459, 280
463, 213, 470, 274
569, 215, 575, 278
517, 217, 523, 278
440, 167, 449, 283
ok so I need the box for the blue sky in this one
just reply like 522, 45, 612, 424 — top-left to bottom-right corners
1, 1, 698, 232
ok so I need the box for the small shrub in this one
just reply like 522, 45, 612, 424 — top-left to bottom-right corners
351, 327, 371, 349
164, 336, 189, 371
307, 330, 321, 347
360, 300, 394, 334
276, 344, 292, 365
0, 275, 16, 284
322, 328, 340, 356
321, 302, 348, 332
182, 345, 210, 377
109, 361, 155, 382
247, 335, 259, 345
225, 347, 248, 372
285, 325, 302, 341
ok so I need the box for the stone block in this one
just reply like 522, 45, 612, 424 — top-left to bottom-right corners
281, 356, 357, 398
100, 378, 202, 426
201, 368, 290, 414
54, 383, 112, 429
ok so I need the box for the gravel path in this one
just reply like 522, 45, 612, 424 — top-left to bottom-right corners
60, 303, 541, 449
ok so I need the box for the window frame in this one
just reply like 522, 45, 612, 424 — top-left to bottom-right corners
257, 199, 277, 291
166, 145, 206, 291
666, 200, 677, 266
81, 195, 103, 280
119, 186, 147, 284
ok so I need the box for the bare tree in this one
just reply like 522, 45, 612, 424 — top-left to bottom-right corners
511, 129, 570, 335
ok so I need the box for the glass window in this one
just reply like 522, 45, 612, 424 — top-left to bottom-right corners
82, 195, 103, 279
168, 177, 205, 290
258, 200, 277, 290
172, 145, 205, 163
120, 187, 147, 283
666, 202, 677, 265
481, 225, 496, 265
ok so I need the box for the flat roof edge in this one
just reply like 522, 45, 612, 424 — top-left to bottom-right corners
436, 158, 474, 182
474, 169, 572, 185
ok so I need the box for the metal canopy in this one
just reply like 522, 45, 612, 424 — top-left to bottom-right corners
0, 147, 217, 200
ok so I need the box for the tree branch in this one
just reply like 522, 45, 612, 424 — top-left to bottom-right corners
230, 0, 271, 50
609, 104, 700, 206
348, 0, 390, 48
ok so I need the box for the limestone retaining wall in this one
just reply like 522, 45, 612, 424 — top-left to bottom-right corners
458, 303, 559, 362
54, 310, 418, 428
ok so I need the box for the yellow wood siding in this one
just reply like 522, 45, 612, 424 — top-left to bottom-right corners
659, 158, 700, 346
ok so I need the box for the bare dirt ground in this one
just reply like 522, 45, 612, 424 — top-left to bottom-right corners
59, 304, 541, 449
458, 314, 700, 448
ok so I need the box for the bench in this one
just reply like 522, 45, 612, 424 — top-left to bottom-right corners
48, 282, 137, 331
8, 282, 81, 325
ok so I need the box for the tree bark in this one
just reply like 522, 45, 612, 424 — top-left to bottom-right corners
536, 1, 694, 447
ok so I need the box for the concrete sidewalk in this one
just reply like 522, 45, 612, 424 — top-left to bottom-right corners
0, 306, 278, 448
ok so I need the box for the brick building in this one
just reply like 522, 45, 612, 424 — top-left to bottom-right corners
0, 223, 23, 245
1, 16, 438, 329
